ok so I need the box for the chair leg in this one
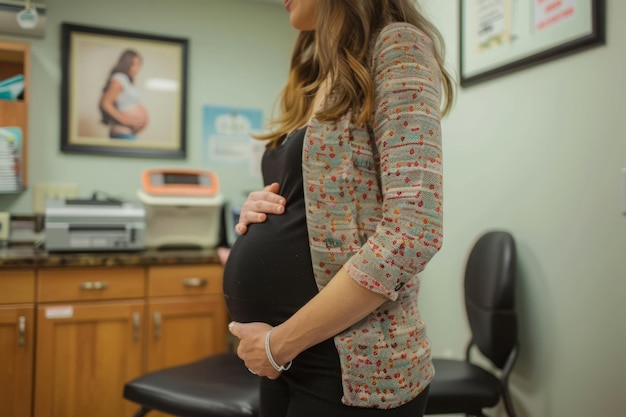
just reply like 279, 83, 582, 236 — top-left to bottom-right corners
133, 407, 152, 417
501, 387, 517, 417
499, 344, 519, 417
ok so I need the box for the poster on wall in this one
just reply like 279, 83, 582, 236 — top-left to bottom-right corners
60, 23, 188, 158
202, 105, 265, 177
460, 0, 605, 87
472, 0, 512, 53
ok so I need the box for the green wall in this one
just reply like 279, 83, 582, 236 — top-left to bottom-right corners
418, 1, 624, 416
0, 0, 296, 213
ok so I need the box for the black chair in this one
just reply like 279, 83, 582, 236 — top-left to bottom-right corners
425, 230, 519, 417
123, 231, 518, 417
123, 352, 260, 417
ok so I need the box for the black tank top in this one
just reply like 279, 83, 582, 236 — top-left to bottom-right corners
223, 127, 319, 325
223, 127, 347, 403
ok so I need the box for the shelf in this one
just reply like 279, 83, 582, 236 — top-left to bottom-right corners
0, 49, 25, 64
0, 41, 29, 188
0, 189, 25, 194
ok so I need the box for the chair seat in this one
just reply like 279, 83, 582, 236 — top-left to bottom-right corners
426, 358, 501, 414
124, 353, 260, 417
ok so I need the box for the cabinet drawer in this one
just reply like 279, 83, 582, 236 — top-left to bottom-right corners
148, 265, 223, 297
0, 269, 35, 304
37, 267, 145, 302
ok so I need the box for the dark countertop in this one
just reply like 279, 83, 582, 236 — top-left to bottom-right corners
0, 247, 220, 268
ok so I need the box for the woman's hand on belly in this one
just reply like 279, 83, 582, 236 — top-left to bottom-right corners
235, 182, 286, 235
229, 321, 282, 379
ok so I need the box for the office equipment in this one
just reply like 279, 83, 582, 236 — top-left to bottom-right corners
137, 168, 223, 248
44, 198, 146, 252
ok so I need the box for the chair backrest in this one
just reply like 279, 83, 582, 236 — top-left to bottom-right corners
464, 231, 517, 369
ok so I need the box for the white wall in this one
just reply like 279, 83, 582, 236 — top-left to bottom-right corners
417, 1, 625, 416
0, 0, 296, 213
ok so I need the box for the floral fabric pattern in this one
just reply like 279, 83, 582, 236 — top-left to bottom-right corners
302, 22, 444, 408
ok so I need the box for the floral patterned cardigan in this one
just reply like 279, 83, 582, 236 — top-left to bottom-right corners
302, 22, 444, 408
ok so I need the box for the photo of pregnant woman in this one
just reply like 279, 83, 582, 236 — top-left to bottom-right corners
60, 24, 188, 158
99, 49, 149, 140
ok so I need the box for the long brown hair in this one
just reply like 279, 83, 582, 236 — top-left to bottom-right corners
257, 0, 454, 146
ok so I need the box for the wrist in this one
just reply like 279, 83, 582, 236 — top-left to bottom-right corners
265, 328, 292, 372
267, 325, 298, 367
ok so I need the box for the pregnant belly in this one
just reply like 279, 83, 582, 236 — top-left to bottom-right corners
222, 218, 318, 325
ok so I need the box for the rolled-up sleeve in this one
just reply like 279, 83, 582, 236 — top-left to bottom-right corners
344, 24, 444, 300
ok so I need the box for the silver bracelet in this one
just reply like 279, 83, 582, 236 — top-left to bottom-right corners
265, 327, 292, 372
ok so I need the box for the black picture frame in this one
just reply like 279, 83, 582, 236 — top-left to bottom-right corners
60, 23, 188, 158
459, 0, 605, 87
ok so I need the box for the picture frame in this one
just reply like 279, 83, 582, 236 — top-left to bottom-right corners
459, 0, 605, 87
60, 23, 188, 158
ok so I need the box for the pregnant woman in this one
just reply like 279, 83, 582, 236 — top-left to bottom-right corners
99, 49, 148, 140
223, 1, 454, 416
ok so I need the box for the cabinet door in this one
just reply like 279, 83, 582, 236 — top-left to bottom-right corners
146, 296, 227, 372
34, 300, 144, 417
0, 305, 34, 417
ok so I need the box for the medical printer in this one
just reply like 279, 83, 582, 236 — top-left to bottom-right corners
44, 198, 146, 252
137, 168, 223, 249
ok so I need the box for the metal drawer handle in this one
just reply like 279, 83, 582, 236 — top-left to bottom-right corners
18, 316, 26, 347
79, 281, 109, 290
153, 312, 161, 340
133, 312, 140, 341
182, 277, 208, 288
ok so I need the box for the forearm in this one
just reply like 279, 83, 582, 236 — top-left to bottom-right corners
269, 266, 388, 366
100, 81, 129, 126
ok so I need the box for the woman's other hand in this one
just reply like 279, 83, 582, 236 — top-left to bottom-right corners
235, 182, 285, 235
229, 321, 282, 379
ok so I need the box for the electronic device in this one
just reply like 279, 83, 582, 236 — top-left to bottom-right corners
137, 168, 223, 249
44, 199, 145, 252
141, 168, 219, 197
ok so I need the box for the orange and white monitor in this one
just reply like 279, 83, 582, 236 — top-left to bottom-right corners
141, 169, 219, 197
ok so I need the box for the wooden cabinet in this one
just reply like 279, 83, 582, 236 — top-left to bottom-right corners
0, 41, 30, 190
146, 265, 228, 372
30, 264, 227, 417
0, 270, 35, 417
34, 267, 145, 417
34, 301, 144, 417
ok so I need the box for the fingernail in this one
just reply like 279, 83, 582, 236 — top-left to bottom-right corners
276, 206, 284, 213
228, 321, 234, 330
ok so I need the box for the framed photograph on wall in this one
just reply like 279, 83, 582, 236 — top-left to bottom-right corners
60, 23, 188, 158
459, 0, 605, 87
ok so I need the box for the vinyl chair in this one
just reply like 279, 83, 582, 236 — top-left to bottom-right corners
425, 231, 519, 417
123, 352, 260, 417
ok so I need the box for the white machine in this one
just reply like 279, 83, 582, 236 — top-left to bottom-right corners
45, 199, 146, 252
137, 168, 224, 249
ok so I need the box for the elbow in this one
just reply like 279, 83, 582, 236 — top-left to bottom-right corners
100, 96, 110, 112
416, 228, 443, 268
